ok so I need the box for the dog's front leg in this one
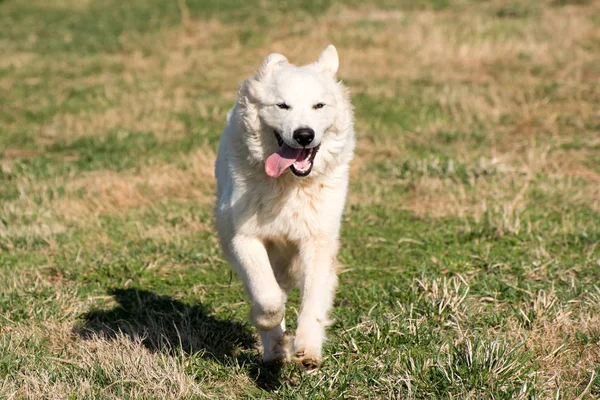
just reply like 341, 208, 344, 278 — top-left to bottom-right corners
227, 235, 288, 362
294, 241, 338, 370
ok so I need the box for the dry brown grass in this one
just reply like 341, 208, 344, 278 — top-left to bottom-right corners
40, 88, 189, 140
504, 288, 600, 397
1, 148, 215, 252
55, 148, 215, 218
352, 135, 598, 230
1, 322, 251, 399
29, 0, 93, 10
1, 148, 215, 223
337, 2, 598, 221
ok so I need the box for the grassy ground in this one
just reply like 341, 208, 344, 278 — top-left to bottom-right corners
1, 0, 599, 398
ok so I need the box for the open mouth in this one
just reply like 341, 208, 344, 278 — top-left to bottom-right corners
290, 146, 319, 177
265, 131, 320, 178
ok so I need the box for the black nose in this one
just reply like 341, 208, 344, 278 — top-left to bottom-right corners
293, 128, 315, 146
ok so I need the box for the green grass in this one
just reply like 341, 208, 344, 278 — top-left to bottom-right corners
1, 0, 599, 398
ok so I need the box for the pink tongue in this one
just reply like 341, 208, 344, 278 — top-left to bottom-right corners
265, 144, 302, 178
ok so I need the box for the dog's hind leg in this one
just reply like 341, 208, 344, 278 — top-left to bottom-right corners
226, 235, 286, 333
294, 242, 338, 370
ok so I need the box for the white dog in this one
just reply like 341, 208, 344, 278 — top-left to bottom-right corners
214, 45, 355, 369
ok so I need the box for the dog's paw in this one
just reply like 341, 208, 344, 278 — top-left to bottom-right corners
294, 349, 321, 372
294, 328, 323, 372
262, 331, 293, 364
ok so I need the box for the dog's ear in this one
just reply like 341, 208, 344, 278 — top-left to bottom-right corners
245, 53, 287, 101
255, 53, 288, 80
315, 45, 339, 77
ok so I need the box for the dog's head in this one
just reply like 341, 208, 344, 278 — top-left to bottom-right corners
238, 45, 354, 179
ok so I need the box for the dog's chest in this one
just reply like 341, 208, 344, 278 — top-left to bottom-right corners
247, 180, 337, 241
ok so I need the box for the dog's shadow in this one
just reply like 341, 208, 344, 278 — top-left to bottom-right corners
74, 288, 285, 391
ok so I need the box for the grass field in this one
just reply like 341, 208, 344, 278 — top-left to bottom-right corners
1, 0, 599, 398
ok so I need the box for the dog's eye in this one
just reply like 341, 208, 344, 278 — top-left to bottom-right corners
276, 103, 290, 110
313, 103, 325, 110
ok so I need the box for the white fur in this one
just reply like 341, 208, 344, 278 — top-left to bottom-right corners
214, 45, 355, 368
